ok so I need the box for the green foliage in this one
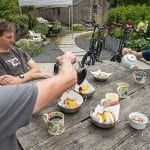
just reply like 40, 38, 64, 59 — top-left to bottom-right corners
33, 23, 49, 35
106, 5, 150, 51
24, 7, 39, 30
106, 5, 150, 25
127, 31, 150, 51
113, 27, 122, 39
28, 14, 37, 30
72, 24, 84, 31
127, 38, 150, 51
107, 0, 150, 8
15, 39, 42, 56
0, 0, 28, 29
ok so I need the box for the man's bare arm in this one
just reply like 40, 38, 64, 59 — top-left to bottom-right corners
33, 52, 77, 113
0, 59, 50, 85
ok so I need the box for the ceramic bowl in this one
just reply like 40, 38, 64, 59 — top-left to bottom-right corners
74, 80, 95, 99
90, 104, 120, 128
93, 75, 108, 82
90, 111, 115, 128
58, 90, 83, 113
128, 112, 148, 130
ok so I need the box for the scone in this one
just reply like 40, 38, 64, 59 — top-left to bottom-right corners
79, 84, 89, 94
64, 98, 78, 108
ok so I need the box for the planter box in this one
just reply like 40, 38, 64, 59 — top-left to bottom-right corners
105, 35, 120, 52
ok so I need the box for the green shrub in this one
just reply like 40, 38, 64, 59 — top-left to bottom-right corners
106, 5, 150, 51
33, 23, 49, 35
15, 39, 42, 56
127, 37, 150, 51
107, 0, 150, 8
0, 0, 29, 29
106, 5, 150, 26
72, 24, 84, 31
113, 27, 122, 39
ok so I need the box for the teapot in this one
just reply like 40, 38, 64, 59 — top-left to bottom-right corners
121, 54, 137, 69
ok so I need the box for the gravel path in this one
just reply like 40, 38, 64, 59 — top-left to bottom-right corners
32, 32, 112, 63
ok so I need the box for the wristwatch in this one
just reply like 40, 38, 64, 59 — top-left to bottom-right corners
19, 74, 24, 79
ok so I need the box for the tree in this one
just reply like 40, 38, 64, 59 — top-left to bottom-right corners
0, 0, 28, 29
107, 0, 150, 7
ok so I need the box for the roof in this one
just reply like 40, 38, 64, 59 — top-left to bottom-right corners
19, 0, 73, 7
19, 0, 84, 7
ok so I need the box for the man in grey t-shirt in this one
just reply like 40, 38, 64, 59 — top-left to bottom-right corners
0, 20, 51, 85
0, 52, 77, 150
0, 83, 38, 150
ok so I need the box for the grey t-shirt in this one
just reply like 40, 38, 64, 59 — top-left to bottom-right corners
0, 48, 31, 76
0, 83, 38, 150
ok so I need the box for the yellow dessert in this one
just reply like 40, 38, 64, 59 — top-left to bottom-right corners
64, 98, 78, 108
98, 72, 107, 79
96, 113, 104, 122
96, 111, 115, 123
79, 84, 89, 94
102, 111, 108, 122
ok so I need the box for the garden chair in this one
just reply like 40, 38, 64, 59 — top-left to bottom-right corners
28, 30, 42, 42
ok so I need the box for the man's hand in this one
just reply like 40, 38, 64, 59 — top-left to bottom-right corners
0, 75, 22, 85
56, 52, 76, 64
122, 48, 132, 56
122, 47, 142, 59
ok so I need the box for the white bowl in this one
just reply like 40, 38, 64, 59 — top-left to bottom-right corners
90, 104, 120, 128
129, 112, 148, 130
58, 90, 83, 113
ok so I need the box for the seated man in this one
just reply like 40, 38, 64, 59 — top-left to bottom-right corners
122, 48, 150, 61
0, 20, 51, 85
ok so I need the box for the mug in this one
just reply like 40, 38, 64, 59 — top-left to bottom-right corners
133, 71, 146, 84
117, 82, 129, 98
101, 93, 119, 107
43, 111, 65, 135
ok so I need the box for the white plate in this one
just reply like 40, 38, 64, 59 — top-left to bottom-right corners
91, 69, 112, 82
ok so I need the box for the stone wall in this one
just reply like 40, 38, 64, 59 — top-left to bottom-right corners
38, 0, 110, 25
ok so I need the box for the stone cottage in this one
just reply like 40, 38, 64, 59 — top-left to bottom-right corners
38, 0, 110, 25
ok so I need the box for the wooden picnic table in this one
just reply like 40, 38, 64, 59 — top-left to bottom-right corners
17, 61, 150, 150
